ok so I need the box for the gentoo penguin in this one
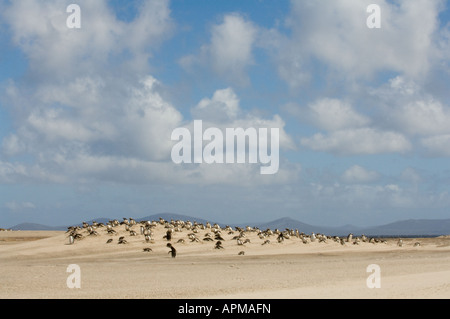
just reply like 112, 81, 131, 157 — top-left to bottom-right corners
68, 235, 74, 245
215, 241, 224, 249
397, 239, 403, 247
143, 247, 152, 252
262, 240, 270, 245
106, 239, 113, 244
346, 233, 353, 242
238, 251, 245, 255
167, 243, 177, 258
277, 233, 284, 243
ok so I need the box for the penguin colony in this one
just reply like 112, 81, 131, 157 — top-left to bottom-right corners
65, 217, 415, 257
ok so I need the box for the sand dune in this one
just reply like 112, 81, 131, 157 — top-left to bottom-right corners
1, 220, 449, 299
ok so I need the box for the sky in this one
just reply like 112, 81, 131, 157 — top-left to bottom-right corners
0, 0, 450, 228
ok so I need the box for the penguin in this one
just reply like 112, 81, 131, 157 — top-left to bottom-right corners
214, 234, 225, 241
164, 230, 172, 241
346, 233, 353, 242
167, 243, 177, 258
277, 232, 284, 243
215, 241, 224, 249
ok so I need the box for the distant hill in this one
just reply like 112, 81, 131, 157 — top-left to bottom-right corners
10, 223, 67, 231
360, 219, 450, 237
254, 217, 360, 236
254, 217, 450, 237
8, 215, 450, 237
254, 217, 331, 234
136, 212, 218, 226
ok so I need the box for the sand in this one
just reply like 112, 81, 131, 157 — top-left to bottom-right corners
1, 223, 449, 299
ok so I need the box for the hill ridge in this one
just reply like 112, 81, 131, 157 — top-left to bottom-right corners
7, 215, 450, 236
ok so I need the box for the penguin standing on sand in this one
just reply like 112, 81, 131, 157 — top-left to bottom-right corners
167, 243, 177, 258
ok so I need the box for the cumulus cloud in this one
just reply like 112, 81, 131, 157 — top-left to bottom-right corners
266, 0, 446, 88
295, 95, 411, 155
191, 88, 241, 122
5, 201, 36, 211
420, 134, 450, 156
190, 87, 296, 152
342, 165, 380, 183
2, 0, 173, 79
302, 98, 370, 131
180, 13, 257, 86
301, 128, 411, 155
0, 1, 297, 188
371, 76, 450, 137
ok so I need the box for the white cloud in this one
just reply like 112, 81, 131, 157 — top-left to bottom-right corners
301, 128, 411, 155
393, 100, 450, 136
190, 88, 297, 152
342, 165, 379, 183
365, 75, 450, 158
420, 134, 450, 156
372, 76, 450, 137
191, 88, 241, 122
5, 201, 36, 211
2, 0, 173, 79
303, 98, 370, 131
268, 0, 445, 87
180, 13, 257, 86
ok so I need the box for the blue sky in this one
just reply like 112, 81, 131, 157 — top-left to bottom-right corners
1, 0, 450, 228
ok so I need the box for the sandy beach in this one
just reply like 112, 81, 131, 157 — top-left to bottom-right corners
1, 221, 449, 299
